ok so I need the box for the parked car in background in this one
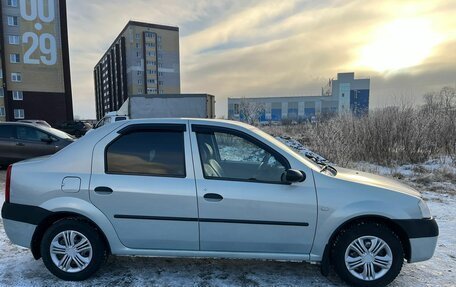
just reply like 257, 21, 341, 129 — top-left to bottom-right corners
1, 119, 438, 286
0, 122, 74, 167
92, 111, 128, 129
18, 120, 52, 128
57, 121, 92, 137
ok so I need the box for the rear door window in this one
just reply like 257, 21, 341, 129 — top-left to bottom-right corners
0, 125, 15, 139
106, 130, 186, 177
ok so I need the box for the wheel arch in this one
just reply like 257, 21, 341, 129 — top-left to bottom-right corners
325, 215, 411, 264
31, 212, 111, 260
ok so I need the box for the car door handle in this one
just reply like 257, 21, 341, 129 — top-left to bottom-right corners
203, 193, 223, 202
16, 142, 24, 146
94, 186, 113, 195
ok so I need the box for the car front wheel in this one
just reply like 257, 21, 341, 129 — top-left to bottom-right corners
332, 222, 404, 287
40, 218, 106, 281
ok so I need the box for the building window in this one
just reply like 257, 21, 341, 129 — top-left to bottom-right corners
8, 35, 20, 45
14, 109, 24, 119
135, 33, 140, 40
158, 81, 164, 85
11, 72, 22, 82
0, 89, 4, 97
7, 16, 18, 26
234, 104, 240, 115
12, 91, 23, 100
7, 0, 18, 7
137, 71, 142, 75
0, 70, 3, 78
157, 36, 162, 42
138, 79, 142, 84
147, 79, 155, 84
0, 107, 5, 117
135, 43, 140, 48
9, 54, 20, 63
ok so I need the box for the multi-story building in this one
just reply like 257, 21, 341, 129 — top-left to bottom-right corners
0, 0, 73, 125
94, 21, 180, 120
228, 72, 370, 122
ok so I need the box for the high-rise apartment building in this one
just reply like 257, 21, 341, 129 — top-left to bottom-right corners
94, 21, 180, 120
0, 0, 73, 125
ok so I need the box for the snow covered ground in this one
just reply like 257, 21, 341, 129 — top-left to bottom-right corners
0, 142, 455, 286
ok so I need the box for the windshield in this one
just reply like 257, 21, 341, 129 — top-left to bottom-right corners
43, 127, 74, 140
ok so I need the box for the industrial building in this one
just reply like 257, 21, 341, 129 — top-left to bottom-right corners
228, 72, 370, 122
0, 0, 73, 125
94, 21, 180, 120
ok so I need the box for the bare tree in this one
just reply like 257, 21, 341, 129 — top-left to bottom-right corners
239, 98, 265, 126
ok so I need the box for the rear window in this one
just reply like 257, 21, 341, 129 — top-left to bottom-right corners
0, 125, 14, 139
106, 130, 186, 177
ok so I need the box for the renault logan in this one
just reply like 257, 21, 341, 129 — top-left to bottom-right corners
1, 119, 438, 287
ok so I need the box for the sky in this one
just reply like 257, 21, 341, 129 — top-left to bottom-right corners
66, 0, 456, 119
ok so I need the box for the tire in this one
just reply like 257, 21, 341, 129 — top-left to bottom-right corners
332, 221, 404, 287
40, 218, 106, 281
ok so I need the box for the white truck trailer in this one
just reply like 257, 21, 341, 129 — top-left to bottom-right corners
94, 94, 215, 128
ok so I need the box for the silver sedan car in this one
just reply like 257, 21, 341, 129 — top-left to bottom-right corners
1, 119, 438, 287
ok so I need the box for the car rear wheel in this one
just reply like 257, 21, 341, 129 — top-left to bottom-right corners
332, 222, 404, 287
40, 219, 106, 281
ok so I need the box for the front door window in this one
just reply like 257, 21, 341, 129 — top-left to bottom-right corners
196, 131, 287, 183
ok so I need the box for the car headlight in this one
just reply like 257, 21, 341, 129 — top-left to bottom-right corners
418, 199, 432, 219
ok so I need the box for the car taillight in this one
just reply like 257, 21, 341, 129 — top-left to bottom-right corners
5, 165, 11, 203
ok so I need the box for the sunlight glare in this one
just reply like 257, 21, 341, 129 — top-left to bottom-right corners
357, 18, 443, 72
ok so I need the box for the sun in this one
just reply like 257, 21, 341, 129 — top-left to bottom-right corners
357, 18, 443, 72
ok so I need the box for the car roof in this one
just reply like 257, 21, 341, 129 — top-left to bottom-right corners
0, 121, 70, 137
116, 118, 254, 131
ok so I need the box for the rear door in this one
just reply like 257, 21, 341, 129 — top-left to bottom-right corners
14, 125, 57, 160
89, 121, 199, 250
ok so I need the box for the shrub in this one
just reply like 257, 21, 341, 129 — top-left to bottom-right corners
261, 87, 456, 166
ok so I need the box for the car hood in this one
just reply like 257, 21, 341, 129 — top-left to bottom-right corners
334, 167, 421, 198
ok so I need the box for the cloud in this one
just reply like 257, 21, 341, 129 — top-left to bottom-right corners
66, 0, 456, 118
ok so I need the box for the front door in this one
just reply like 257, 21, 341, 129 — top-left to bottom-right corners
190, 123, 318, 254
15, 126, 57, 160
90, 123, 199, 250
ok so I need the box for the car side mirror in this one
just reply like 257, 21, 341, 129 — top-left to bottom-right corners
281, 169, 306, 183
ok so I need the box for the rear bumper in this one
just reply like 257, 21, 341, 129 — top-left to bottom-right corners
2, 218, 36, 248
2, 202, 52, 249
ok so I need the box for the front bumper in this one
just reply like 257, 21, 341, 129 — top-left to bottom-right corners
409, 236, 438, 263
392, 218, 439, 263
